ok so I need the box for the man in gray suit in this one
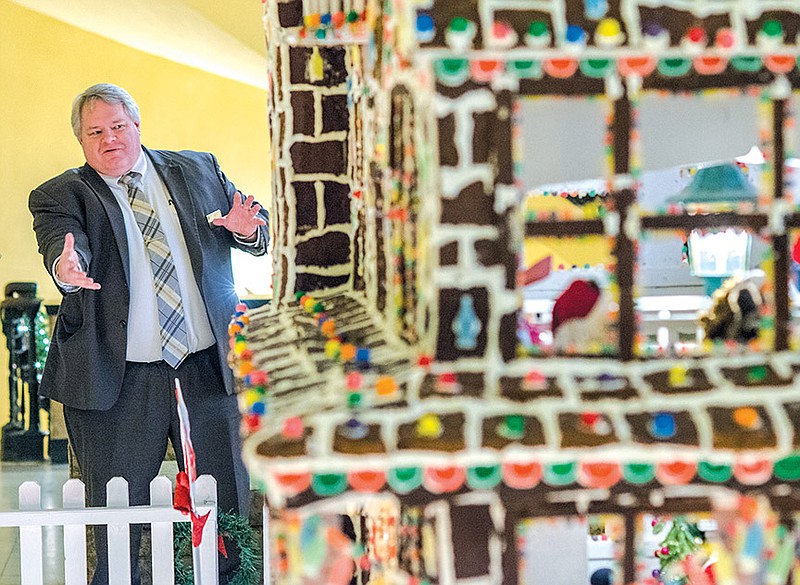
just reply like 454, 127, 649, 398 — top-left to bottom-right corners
29, 83, 268, 584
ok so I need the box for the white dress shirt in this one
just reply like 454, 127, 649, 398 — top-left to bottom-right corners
101, 150, 215, 362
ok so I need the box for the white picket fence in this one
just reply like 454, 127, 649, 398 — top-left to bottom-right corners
0, 474, 219, 585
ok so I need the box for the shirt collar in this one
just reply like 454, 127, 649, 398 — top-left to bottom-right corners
98, 148, 147, 185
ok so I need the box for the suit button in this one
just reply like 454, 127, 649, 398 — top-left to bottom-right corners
120, 320, 127, 328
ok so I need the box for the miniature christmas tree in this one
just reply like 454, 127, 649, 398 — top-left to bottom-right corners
651, 516, 705, 585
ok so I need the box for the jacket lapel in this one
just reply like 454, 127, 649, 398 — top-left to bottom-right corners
145, 148, 205, 288
79, 164, 131, 284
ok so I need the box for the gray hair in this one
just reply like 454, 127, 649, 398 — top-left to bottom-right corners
71, 83, 141, 139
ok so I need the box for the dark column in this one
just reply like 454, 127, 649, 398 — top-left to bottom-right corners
772, 98, 789, 351
610, 90, 635, 360
623, 510, 637, 584
501, 509, 519, 585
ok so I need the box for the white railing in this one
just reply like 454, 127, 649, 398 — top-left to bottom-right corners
0, 475, 219, 585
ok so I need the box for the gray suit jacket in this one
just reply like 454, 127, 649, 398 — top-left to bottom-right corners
29, 147, 269, 410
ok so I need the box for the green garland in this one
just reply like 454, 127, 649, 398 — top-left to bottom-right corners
17, 308, 51, 382
33, 308, 50, 382
174, 511, 261, 585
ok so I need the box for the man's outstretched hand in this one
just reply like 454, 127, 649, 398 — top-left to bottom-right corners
56, 233, 100, 290
212, 192, 266, 240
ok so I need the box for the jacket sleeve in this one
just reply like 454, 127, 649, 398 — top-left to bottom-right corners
29, 187, 93, 295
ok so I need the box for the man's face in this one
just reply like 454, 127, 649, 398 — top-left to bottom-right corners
79, 100, 141, 177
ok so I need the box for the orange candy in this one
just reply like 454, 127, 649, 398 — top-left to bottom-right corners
340, 343, 357, 361
733, 407, 759, 429
321, 319, 337, 337
375, 376, 397, 396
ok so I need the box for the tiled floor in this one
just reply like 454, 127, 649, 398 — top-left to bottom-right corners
0, 461, 70, 585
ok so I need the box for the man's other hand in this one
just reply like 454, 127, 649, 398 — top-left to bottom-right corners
56, 233, 101, 290
212, 192, 267, 240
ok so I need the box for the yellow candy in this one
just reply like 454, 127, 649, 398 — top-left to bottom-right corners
324, 339, 341, 359
234, 340, 247, 356
309, 46, 324, 82
417, 414, 442, 438
597, 17, 621, 38
244, 390, 260, 408
669, 366, 688, 386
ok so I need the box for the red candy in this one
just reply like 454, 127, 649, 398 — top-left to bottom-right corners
249, 370, 268, 385
282, 417, 304, 440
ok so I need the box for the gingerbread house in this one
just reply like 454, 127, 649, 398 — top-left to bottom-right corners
231, 1, 800, 583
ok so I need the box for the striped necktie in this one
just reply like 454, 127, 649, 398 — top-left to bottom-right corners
119, 171, 189, 368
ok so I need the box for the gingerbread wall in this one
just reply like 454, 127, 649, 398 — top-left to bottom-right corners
267, 0, 355, 305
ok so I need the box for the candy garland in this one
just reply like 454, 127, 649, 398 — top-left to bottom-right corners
174, 510, 261, 585
298, 0, 369, 42
427, 12, 800, 90
295, 290, 374, 368
228, 303, 270, 435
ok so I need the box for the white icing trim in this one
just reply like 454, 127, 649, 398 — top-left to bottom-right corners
289, 84, 349, 96
769, 75, 793, 101
288, 131, 349, 143
493, 184, 521, 215
623, 206, 641, 240
291, 172, 351, 182
314, 91, 323, 137
439, 166, 496, 198
768, 197, 790, 235
295, 264, 352, 276
602, 211, 620, 237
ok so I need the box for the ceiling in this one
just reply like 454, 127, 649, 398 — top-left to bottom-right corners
8, 0, 269, 88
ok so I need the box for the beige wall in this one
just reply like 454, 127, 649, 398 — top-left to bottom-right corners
0, 1, 270, 430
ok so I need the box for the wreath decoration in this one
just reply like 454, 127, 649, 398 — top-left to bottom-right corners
174, 511, 261, 585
